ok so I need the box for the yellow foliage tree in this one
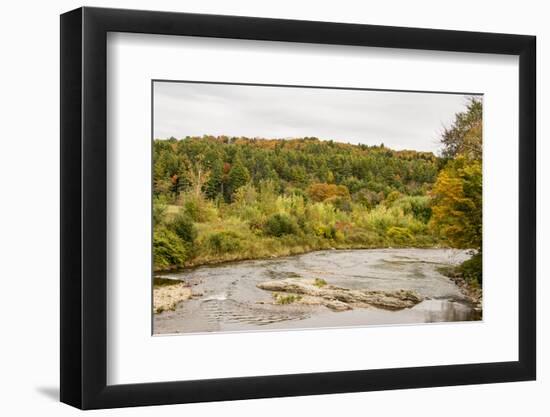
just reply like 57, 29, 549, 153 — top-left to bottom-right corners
429, 157, 482, 249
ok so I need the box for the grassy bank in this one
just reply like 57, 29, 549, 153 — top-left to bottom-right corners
153, 189, 440, 272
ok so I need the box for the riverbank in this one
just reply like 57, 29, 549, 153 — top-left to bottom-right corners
154, 241, 449, 273
153, 187, 441, 273
438, 266, 482, 314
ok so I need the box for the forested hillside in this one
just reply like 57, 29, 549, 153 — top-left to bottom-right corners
154, 136, 440, 202
153, 98, 482, 286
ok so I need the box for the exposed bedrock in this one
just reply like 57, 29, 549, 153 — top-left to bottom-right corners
257, 278, 423, 311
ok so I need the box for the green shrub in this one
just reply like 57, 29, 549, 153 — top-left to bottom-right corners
366, 206, 394, 232
459, 252, 482, 285
384, 190, 401, 206
169, 213, 197, 244
179, 193, 218, 222
409, 197, 432, 223
346, 228, 379, 245
183, 198, 201, 221
396, 196, 432, 223
152, 197, 167, 227
238, 206, 264, 231
386, 226, 414, 244
263, 213, 298, 237
153, 227, 187, 270
315, 224, 337, 239
207, 231, 241, 253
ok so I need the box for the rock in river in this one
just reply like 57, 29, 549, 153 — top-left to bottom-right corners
257, 278, 422, 311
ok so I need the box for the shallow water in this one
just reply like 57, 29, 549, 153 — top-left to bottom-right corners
154, 248, 480, 335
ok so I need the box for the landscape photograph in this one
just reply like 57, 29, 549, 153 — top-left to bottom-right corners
152, 81, 483, 335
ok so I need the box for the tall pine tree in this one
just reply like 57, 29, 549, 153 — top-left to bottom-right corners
227, 157, 250, 201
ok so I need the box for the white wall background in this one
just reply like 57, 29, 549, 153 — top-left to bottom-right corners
0, 0, 545, 415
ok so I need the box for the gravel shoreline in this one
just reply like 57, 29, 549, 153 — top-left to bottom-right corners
153, 282, 192, 314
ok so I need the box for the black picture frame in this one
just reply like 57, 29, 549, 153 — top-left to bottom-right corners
60, 6, 536, 410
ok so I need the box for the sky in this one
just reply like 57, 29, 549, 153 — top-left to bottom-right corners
153, 81, 479, 154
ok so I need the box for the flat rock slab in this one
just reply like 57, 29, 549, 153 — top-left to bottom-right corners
257, 278, 422, 311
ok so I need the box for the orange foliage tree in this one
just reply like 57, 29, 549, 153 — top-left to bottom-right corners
307, 183, 350, 202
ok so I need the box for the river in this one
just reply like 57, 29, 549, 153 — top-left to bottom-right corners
154, 248, 480, 335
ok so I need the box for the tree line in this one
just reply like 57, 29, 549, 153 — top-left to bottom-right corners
154, 136, 440, 204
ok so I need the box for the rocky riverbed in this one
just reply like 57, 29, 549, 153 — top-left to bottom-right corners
154, 248, 481, 334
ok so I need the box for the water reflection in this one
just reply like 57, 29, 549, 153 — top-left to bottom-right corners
419, 300, 478, 323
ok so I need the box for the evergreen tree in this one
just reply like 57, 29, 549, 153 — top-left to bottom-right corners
205, 158, 224, 199
228, 157, 250, 200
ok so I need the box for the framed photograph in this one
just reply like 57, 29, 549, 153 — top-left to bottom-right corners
60, 6, 536, 409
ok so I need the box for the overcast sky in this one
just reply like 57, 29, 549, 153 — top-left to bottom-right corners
154, 81, 478, 154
